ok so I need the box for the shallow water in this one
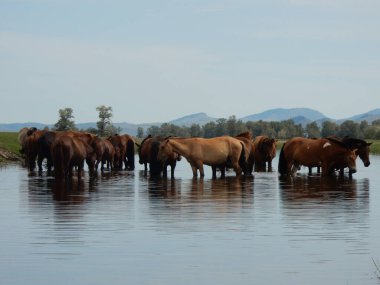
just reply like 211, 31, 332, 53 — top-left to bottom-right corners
1, 155, 380, 285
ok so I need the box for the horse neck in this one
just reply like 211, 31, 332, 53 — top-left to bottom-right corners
169, 139, 191, 157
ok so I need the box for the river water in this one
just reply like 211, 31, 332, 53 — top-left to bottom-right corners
0, 154, 380, 285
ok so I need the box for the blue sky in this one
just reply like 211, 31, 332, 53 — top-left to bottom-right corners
1, 0, 379, 124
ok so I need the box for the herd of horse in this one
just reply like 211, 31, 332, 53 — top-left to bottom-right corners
18, 127, 371, 180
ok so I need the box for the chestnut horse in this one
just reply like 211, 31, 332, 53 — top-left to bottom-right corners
90, 137, 115, 172
51, 135, 95, 179
107, 134, 135, 170
308, 136, 371, 175
251, 136, 277, 172
136, 135, 181, 178
278, 137, 357, 177
157, 136, 244, 178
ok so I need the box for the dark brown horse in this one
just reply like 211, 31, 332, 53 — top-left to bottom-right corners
136, 135, 181, 178
107, 134, 135, 170
51, 135, 95, 179
157, 136, 244, 178
278, 137, 357, 177
251, 135, 277, 172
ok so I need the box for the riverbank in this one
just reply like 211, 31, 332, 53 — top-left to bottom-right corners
0, 132, 22, 163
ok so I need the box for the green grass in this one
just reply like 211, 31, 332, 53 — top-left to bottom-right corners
0, 132, 21, 162
369, 140, 380, 155
0, 132, 20, 153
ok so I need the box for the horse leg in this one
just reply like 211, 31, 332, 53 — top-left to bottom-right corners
198, 162, 205, 177
191, 164, 198, 177
231, 160, 242, 177
268, 160, 273, 172
221, 166, 226, 178
308, 167, 312, 175
171, 164, 175, 178
144, 163, 148, 176
212, 166, 217, 179
163, 165, 168, 179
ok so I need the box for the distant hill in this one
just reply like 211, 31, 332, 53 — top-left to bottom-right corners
241, 108, 327, 122
169, 112, 217, 126
2, 108, 380, 135
338, 108, 380, 124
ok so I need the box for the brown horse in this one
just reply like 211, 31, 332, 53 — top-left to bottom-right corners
308, 136, 371, 175
136, 135, 181, 178
278, 137, 357, 177
157, 136, 244, 178
90, 137, 115, 172
107, 134, 135, 170
251, 136, 277, 172
51, 135, 95, 179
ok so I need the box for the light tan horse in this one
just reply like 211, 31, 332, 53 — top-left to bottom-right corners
157, 136, 244, 178
278, 137, 357, 176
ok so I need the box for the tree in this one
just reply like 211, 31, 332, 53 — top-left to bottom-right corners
305, 122, 321, 138
137, 127, 144, 138
338, 120, 361, 138
96, 105, 113, 137
321, 121, 338, 137
54, 107, 76, 131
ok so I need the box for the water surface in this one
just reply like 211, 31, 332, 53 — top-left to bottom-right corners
1, 155, 380, 285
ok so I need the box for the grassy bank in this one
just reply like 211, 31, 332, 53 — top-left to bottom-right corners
0, 132, 21, 163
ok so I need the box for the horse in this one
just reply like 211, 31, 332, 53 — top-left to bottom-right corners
90, 137, 115, 172
107, 134, 135, 170
157, 136, 244, 178
24, 129, 48, 172
211, 132, 252, 178
308, 136, 371, 175
33, 130, 96, 173
18, 127, 37, 166
51, 135, 95, 179
136, 135, 181, 178
251, 136, 277, 172
278, 137, 357, 177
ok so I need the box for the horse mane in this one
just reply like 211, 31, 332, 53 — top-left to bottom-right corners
139, 134, 152, 148
341, 136, 368, 147
235, 131, 252, 140
325, 137, 350, 149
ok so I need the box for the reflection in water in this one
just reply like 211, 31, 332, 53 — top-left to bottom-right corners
278, 174, 370, 255
1, 156, 379, 285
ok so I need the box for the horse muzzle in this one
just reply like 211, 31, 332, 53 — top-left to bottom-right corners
364, 162, 370, 167
349, 168, 357, 174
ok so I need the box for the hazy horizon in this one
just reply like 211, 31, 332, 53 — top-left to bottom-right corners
1, 1, 379, 124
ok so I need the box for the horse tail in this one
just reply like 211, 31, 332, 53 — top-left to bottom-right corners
278, 143, 287, 176
239, 142, 247, 173
126, 139, 135, 170
150, 141, 163, 176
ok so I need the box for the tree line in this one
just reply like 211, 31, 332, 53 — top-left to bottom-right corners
52, 108, 380, 140
142, 116, 380, 140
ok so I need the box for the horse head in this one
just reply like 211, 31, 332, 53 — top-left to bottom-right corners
346, 148, 358, 175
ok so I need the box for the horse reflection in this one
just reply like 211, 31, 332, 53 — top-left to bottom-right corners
279, 175, 369, 203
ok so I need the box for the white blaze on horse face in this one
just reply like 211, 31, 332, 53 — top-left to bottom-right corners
323, 142, 331, 149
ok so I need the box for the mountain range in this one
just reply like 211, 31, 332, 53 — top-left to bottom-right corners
1, 108, 380, 136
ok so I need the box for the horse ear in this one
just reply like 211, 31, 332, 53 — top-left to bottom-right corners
367, 142, 372, 146
353, 148, 359, 155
